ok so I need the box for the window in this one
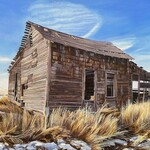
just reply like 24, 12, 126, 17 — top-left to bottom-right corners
21, 83, 28, 96
60, 44, 64, 50
107, 73, 115, 97
21, 84, 25, 96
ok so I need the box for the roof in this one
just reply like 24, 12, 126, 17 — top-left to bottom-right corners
31, 22, 132, 59
8, 21, 133, 71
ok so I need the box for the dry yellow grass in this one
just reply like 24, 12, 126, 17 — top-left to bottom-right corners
121, 101, 150, 135
121, 101, 150, 145
0, 97, 122, 150
0, 97, 70, 147
0, 96, 23, 114
2, 97, 150, 149
47, 107, 122, 150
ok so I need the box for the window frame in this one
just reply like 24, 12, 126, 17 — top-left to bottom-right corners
106, 72, 116, 98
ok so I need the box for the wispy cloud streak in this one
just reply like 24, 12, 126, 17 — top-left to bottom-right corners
0, 56, 11, 63
133, 54, 150, 61
111, 36, 136, 51
28, 1, 102, 38
132, 54, 150, 71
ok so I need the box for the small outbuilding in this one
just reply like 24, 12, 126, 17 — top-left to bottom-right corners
8, 22, 150, 113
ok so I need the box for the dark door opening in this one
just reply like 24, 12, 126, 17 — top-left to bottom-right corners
84, 70, 94, 100
14, 73, 18, 101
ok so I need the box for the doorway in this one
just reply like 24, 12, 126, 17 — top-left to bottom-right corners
84, 69, 95, 100
14, 73, 18, 101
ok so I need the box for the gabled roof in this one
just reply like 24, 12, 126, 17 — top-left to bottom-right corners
8, 21, 133, 71
22, 21, 133, 59
31, 21, 132, 59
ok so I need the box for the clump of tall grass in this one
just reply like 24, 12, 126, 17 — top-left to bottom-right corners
0, 97, 70, 147
47, 107, 122, 150
121, 101, 150, 137
0, 97, 23, 114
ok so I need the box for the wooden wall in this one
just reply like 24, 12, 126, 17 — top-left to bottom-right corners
129, 62, 150, 102
48, 42, 130, 110
20, 26, 49, 112
48, 44, 83, 110
8, 58, 21, 101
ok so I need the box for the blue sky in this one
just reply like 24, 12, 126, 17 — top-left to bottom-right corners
0, 0, 150, 91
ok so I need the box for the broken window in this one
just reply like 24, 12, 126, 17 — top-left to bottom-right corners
21, 83, 28, 96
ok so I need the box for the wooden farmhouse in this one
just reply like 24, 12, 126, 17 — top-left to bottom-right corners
8, 22, 150, 113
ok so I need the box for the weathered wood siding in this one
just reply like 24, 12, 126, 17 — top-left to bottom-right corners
48, 42, 130, 109
48, 44, 83, 109
21, 26, 49, 112
8, 58, 21, 101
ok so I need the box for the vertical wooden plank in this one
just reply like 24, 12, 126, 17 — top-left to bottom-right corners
127, 60, 131, 102
138, 74, 140, 102
104, 71, 107, 104
45, 40, 52, 115
82, 68, 86, 106
94, 70, 97, 110
142, 81, 146, 101
131, 74, 133, 103
114, 72, 118, 107
148, 85, 150, 97
8, 57, 21, 102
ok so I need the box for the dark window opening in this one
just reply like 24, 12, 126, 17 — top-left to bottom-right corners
21, 84, 25, 96
60, 44, 64, 50
84, 70, 94, 100
107, 85, 114, 96
21, 83, 28, 96
107, 73, 115, 97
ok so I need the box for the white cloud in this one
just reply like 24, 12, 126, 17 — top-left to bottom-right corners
132, 54, 150, 71
111, 36, 136, 51
0, 57, 10, 94
0, 56, 11, 63
0, 72, 8, 95
28, 1, 102, 38
133, 54, 150, 62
